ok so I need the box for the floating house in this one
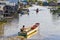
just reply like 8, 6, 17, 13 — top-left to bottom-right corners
0, 1, 17, 18
3, 4, 18, 18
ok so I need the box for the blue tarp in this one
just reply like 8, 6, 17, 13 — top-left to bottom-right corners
43, 2, 49, 6
22, 0, 27, 2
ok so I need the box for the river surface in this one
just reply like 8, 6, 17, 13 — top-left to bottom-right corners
1, 5, 60, 40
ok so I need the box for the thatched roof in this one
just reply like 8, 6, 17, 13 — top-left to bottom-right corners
49, 1, 57, 6
58, 3, 60, 6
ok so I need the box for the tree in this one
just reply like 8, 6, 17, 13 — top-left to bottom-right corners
48, 0, 51, 3
38, 1, 43, 6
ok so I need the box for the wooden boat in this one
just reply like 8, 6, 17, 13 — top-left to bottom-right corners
18, 23, 40, 38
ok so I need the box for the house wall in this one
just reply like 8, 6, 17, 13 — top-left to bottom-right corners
0, 5, 5, 11
57, 0, 60, 3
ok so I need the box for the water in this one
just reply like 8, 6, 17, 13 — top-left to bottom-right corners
19, 5, 60, 40
1, 5, 60, 40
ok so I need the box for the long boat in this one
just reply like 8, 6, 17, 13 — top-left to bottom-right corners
18, 23, 40, 39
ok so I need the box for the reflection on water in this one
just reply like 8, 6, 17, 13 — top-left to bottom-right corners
52, 14, 58, 21
52, 14, 60, 24
0, 23, 4, 37
0, 18, 19, 38
4, 19, 19, 37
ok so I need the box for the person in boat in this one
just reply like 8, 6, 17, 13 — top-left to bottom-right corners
27, 9, 29, 15
22, 25, 25, 30
36, 8, 39, 13
20, 25, 25, 32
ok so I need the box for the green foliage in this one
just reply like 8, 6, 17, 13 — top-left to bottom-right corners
38, 1, 43, 6
48, 0, 51, 2
0, 19, 7, 23
51, 9, 60, 14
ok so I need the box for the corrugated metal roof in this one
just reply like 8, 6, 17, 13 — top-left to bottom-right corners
57, 0, 60, 3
